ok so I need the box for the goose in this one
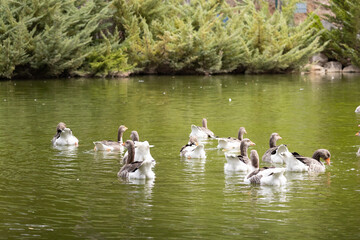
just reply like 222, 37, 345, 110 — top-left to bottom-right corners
244, 161, 287, 187
180, 136, 206, 158
93, 125, 128, 151
118, 140, 155, 179
224, 138, 256, 172
262, 133, 282, 163
122, 132, 155, 165
217, 127, 247, 150
269, 144, 289, 164
355, 106, 360, 113
189, 118, 216, 139
282, 149, 331, 173
52, 122, 79, 146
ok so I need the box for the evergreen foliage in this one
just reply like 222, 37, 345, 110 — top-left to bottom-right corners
321, 0, 360, 67
0, 0, 108, 78
0, 0, 325, 78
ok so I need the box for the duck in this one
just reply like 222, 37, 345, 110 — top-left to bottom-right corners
52, 122, 79, 146
93, 125, 128, 151
282, 149, 331, 173
118, 140, 155, 179
189, 118, 216, 139
262, 133, 282, 163
180, 136, 206, 158
224, 138, 256, 172
217, 127, 247, 150
244, 151, 287, 186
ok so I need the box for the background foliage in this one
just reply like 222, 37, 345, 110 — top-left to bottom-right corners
0, 0, 325, 79
321, 0, 360, 67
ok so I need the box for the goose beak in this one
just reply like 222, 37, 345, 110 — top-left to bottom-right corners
250, 142, 256, 146
122, 142, 125, 146
325, 158, 331, 165
356, 132, 359, 136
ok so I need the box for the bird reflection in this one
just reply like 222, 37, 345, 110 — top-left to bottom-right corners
53, 145, 78, 157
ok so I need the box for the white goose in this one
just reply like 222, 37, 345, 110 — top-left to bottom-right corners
180, 136, 206, 159
122, 131, 155, 165
93, 125, 128, 152
244, 150, 287, 186
52, 122, 79, 146
262, 133, 282, 163
224, 138, 256, 172
217, 127, 247, 150
118, 140, 155, 179
282, 149, 331, 173
189, 118, 216, 139
269, 144, 289, 164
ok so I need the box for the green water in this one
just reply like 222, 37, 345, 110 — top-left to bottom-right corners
0, 74, 360, 239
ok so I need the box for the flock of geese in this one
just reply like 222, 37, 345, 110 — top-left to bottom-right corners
51, 118, 337, 187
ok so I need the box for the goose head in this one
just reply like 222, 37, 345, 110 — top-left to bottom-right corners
240, 138, 256, 156
356, 131, 360, 136
269, 133, 282, 148
238, 127, 247, 141
250, 150, 259, 169
312, 149, 331, 165
117, 125, 128, 142
130, 131, 140, 142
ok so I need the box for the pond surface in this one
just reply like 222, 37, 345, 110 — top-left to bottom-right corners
0, 74, 360, 239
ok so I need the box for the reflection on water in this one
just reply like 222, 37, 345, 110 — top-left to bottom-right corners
1, 74, 360, 239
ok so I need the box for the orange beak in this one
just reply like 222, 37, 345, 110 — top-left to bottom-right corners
250, 142, 256, 146
122, 142, 125, 146
325, 158, 331, 165
356, 132, 359, 136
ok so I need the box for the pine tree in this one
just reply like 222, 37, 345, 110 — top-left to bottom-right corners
321, 0, 360, 67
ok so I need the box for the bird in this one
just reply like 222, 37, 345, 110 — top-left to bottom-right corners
282, 149, 331, 173
355, 105, 360, 113
180, 136, 206, 158
244, 156, 287, 187
357, 148, 360, 157
122, 131, 155, 165
262, 133, 283, 163
217, 127, 247, 150
189, 118, 216, 139
268, 144, 289, 164
51, 122, 79, 146
224, 138, 256, 172
93, 125, 128, 151
117, 140, 155, 179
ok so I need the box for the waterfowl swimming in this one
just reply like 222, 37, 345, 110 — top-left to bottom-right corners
93, 125, 128, 151
122, 131, 155, 165
180, 136, 206, 158
224, 138, 256, 172
217, 127, 247, 150
52, 122, 79, 146
244, 151, 287, 186
262, 133, 282, 163
189, 118, 216, 139
269, 144, 289, 164
282, 149, 331, 173
118, 140, 155, 179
